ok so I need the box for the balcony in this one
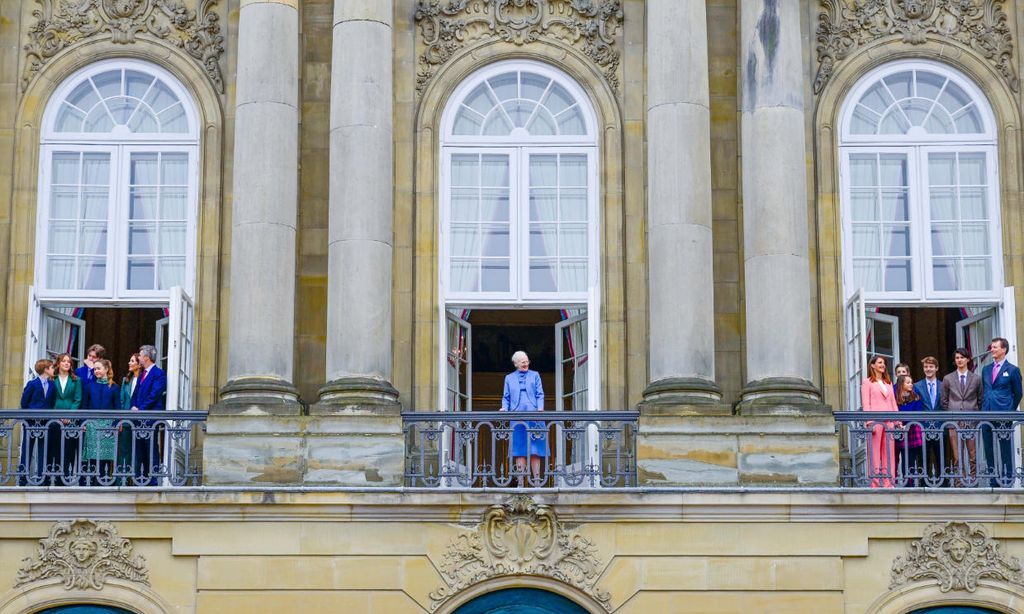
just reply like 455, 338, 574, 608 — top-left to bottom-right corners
0, 410, 206, 486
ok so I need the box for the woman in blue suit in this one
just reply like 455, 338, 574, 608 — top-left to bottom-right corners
500, 351, 547, 483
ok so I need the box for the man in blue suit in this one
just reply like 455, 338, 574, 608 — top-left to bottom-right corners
980, 337, 1023, 487
130, 345, 166, 484
19, 359, 56, 485
913, 356, 944, 484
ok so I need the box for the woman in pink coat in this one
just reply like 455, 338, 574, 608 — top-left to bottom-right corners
861, 355, 900, 488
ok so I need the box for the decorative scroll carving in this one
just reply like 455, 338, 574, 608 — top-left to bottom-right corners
815, 0, 1018, 94
430, 495, 611, 611
15, 519, 149, 590
891, 522, 1024, 592
414, 0, 623, 94
22, 0, 225, 92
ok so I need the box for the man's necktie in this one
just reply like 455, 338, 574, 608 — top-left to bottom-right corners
960, 374, 966, 395
993, 363, 1001, 383
928, 381, 935, 407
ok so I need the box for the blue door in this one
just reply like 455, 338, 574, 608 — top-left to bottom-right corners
38, 607, 135, 614
912, 608, 1002, 614
453, 588, 589, 614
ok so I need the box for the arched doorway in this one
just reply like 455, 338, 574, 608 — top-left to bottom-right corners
452, 588, 588, 614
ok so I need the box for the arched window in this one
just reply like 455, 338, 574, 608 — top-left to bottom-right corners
441, 60, 598, 302
839, 60, 1001, 302
37, 58, 199, 300
451, 587, 589, 614
37, 606, 137, 614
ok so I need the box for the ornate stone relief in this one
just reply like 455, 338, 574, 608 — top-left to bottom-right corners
815, 0, 1019, 94
890, 522, 1024, 592
414, 0, 623, 95
15, 519, 149, 590
430, 495, 611, 611
22, 0, 225, 93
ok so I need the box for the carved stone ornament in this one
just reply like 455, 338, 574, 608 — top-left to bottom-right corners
22, 0, 225, 93
429, 495, 611, 611
414, 0, 623, 95
15, 519, 149, 590
890, 522, 1024, 592
815, 0, 1019, 94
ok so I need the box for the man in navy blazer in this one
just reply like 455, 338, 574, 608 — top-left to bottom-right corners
980, 337, 1023, 487
130, 345, 166, 484
913, 356, 943, 483
19, 359, 56, 484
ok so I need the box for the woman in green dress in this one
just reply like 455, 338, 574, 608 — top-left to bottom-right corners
82, 359, 119, 482
52, 353, 82, 480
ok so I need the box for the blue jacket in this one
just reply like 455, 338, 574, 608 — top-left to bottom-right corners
502, 369, 544, 411
20, 378, 56, 410
130, 365, 167, 412
83, 379, 120, 410
75, 364, 96, 386
913, 379, 942, 412
981, 361, 1023, 412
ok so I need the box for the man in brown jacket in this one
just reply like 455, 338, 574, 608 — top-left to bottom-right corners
941, 347, 983, 485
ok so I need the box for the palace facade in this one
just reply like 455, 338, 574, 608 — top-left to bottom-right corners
1, 1, 1024, 612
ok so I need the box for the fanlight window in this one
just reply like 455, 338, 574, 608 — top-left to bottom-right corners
848, 68, 985, 136
53, 68, 190, 134
451, 70, 588, 137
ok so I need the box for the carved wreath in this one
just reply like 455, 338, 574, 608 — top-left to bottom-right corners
815, 0, 1019, 94
15, 519, 149, 590
22, 0, 225, 93
414, 0, 623, 95
891, 521, 1024, 592
429, 495, 612, 611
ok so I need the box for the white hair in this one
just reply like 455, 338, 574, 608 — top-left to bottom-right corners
511, 351, 529, 366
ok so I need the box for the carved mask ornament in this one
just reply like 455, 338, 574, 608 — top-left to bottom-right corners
891, 522, 1024, 593
15, 519, 149, 591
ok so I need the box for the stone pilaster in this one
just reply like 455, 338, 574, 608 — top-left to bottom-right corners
640, 0, 724, 413
737, 0, 825, 415
217, 0, 301, 413
316, 0, 400, 412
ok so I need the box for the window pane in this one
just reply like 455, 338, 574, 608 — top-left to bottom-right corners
50, 188, 78, 219
488, 73, 517, 101
46, 257, 75, 289
928, 188, 957, 220
161, 153, 188, 185
82, 154, 110, 184
559, 261, 587, 292
883, 72, 912, 99
480, 261, 509, 292
560, 155, 587, 186
55, 105, 85, 132
850, 106, 878, 134
960, 187, 986, 220
545, 84, 574, 115
450, 225, 479, 257
161, 187, 187, 219
481, 226, 509, 257
131, 154, 158, 184
530, 155, 557, 186
48, 222, 77, 253
463, 83, 494, 116
125, 70, 154, 98
931, 224, 959, 256
91, 70, 121, 99
82, 188, 109, 220
560, 189, 587, 221
159, 223, 186, 255
860, 84, 893, 114
958, 153, 985, 184
451, 155, 479, 187
853, 259, 881, 292
480, 189, 509, 222
521, 73, 549, 101
852, 225, 880, 257
80, 222, 107, 255
129, 223, 156, 254
530, 189, 557, 221
450, 260, 478, 292
939, 82, 970, 111
559, 225, 587, 257
453, 111, 482, 135
850, 190, 878, 222
880, 190, 908, 221
127, 258, 154, 289
529, 260, 557, 292
78, 257, 106, 290
883, 226, 910, 257
158, 257, 185, 289
955, 108, 982, 133
932, 258, 959, 291
159, 104, 188, 132
884, 260, 911, 292
961, 223, 989, 256
130, 188, 158, 219
482, 112, 512, 136
556, 109, 585, 134
962, 259, 991, 291
481, 155, 509, 186
879, 155, 906, 186
451, 189, 477, 222
67, 81, 99, 110
530, 225, 557, 258
52, 153, 80, 184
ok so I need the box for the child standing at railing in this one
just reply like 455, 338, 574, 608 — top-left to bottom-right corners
82, 359, 119, 482
895, 375, 923, 486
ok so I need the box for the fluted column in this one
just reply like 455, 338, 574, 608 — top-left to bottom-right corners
641, 0, 721, 409
218, 0, 301, 410
317, 0, 399, 409
739, 0, 823, 413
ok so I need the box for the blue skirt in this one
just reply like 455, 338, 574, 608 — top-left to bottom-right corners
510, 413, 547, 457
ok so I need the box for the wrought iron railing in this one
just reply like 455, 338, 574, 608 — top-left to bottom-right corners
0, 410, 207, 487
835, 411, 1023, 488
402, 410, 638, 488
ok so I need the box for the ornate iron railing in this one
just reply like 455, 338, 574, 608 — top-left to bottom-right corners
402, 410, 638, 488
0, 410, 207, 487
835, 411, 1023, 488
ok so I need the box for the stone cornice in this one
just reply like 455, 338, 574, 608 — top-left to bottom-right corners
21, 0, 225, 94
1, 489, 1024, 523
815, 0, 1019, 95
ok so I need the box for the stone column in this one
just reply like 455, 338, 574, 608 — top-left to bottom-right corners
315, 0, 400, 411
738, 0, 823, 413
641, 0, 722, 411
217, 0, 301, 411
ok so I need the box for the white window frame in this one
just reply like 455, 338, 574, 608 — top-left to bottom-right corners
35, 58, 200, 303
839, 60, 1002, 305
437, 60, 602, 412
